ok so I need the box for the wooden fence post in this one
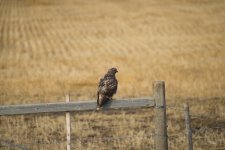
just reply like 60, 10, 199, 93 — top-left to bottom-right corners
66, 94, 71, 150
184, 103, 193, 150
153, 81, 168, 150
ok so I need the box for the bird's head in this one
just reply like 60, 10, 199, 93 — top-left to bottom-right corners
107, 67, 118, 75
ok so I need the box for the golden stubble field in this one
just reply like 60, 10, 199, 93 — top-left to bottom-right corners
0, 0, 225, 149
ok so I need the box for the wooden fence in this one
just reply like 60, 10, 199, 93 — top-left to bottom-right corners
0, 81, 168, 150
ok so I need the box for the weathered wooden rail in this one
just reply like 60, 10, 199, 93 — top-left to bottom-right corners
0, 98, 155, 115
0, 81, 168, 150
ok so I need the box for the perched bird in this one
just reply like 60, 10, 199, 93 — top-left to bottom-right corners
97, 68, 118, 110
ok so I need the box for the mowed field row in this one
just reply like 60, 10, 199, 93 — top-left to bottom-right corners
1, 0, 225, 104
0, 0, 225, 149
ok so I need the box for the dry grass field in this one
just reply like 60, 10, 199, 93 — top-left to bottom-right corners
0, 0, 225, 149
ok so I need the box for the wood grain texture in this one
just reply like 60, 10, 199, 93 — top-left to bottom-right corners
153, 81, 168, 150
66, 94, 71, 150
184, 103, 193, 150
0, 97, 155, 115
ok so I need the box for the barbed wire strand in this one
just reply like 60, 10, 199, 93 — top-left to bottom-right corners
167, 96, 225, 103
188, 97, 225, 104
3, 118, 154, 128
192, 126, 225, 132
0, 140, 28, 150
0, 132, 178, 147
0, 138, 155, 149
166, 105, 184, 111
72, 145, 156, 150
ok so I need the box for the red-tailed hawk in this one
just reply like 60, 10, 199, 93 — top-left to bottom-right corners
97, 68, 118, 110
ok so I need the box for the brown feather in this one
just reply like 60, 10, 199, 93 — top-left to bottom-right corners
97, 68, 118, 110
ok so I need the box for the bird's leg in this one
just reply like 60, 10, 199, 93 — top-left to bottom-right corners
96, 91, 101, 110
97, 91, 100, 106
105, 96, 113, 100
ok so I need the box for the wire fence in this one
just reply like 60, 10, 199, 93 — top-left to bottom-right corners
1, 97, 224, 149
1, 133, 184, 150
167, 98, 225, 150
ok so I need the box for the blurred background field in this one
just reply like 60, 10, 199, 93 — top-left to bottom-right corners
0, 0, 225, 149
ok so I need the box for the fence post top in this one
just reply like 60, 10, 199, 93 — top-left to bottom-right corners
184, 103, 189, 109
153, 81, 165, 84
